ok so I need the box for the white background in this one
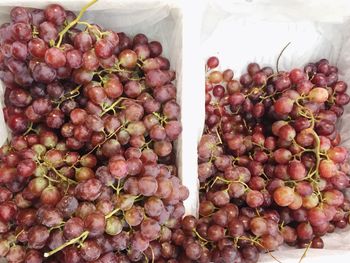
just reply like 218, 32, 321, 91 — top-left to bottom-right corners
1, 0, 350, 262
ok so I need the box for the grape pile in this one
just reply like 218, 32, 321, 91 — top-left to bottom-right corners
0, 2, 188, 262
183, 57, 350, 262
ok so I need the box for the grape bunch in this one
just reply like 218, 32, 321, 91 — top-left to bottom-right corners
180, 57, 350, 262
0, 2, 188, 262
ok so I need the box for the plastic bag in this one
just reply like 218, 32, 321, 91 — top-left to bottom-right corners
200, 0, 350, 261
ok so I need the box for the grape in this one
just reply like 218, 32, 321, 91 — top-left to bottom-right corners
275, 74, 291, 91
95, 39, 114, 59
146, 70, 175, 88
297, 222, 314, 241
141, 218, 161, 240
46, 81, 64, 99
130, 233, 149, 253
66, 49, 83, 69
213, 85, 225, 97
308, 207, 327, 226
273, 148, 292, 164
287, 160, 306, 180
311, 237, 324, 249
327, 146, 348, 163
289, 68, 305, 83
104, 216, 122, 236
45, 47, 67, 69
63, 217, 84, 239
250, 217, 268, 236
185, 242, 203, 260
240, 73, 253, 86
24, 249, 43, 262
153, 84, 176, 103
75, 178, 102, 201
75, 167, 94, 182
228, 93, 245, 107
302, 193, 319, 209
27, 226, 49, 249
40, 186, 61, 206
118, 49, 137, 69
32, 62, 56, 84
38, 21, 58, 43
17, 159, 36, 177
278, 124, 296, 141
207, 225, 225, 241
74, 32, 93, 52
103, 76, 123, 99
260, 234, 279, 251
83, 211, 106, 238
108, 159, 128, 179
319, 159, 337, 178
11, 22, 32, 42
324, 189, 344, 206
56, 195, 78, 219
38, 208, 62, 228
6, 245, 25, 262
10, 7, 31, 23
273, 186, 295, 207
80, 240, 101, 261
309, 87, 329, 103
7, 113, 29, 134
138, 176, 158, 196
156, 177, 173, 198
274, 97, 294, 115
246, 190, 264, 208
122, 205, 143, 227
72, 68, 93, 84
44, 4, 66, 26
11, 41, 28, 61
28, 177, 48, 197
207, 56, 219, 69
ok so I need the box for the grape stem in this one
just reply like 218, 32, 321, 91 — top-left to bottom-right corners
245, 87, 262, 97
44, 230, 89, 257
276, 42, 291, 73
150, 245, 155, 263
77, 21, 102, 39
43, 174, 60, 184
45, 202, 123, 257
215, 127, 222, 145
49, 221, 66, 232
234, 236, 282, 263
211, 176, 250, 191
105, 207, 120, 219
68, 127, 124, 170
193, 229, 209, 244
22, 122, 36, 136
54, 85, 82, 107
298, 241, 312, 263
15, 229, 24, 240
55, 0, 98, 47
141, 139, 153, 151
76, 123, 127, 165
252, 142, 271, 154
294, 97, 324, 200
47, 164, 78, 185
100, 97, 127, 117
152, 112, 168, 126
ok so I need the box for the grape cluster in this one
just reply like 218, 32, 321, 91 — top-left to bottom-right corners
182, 57, 350, 262
0, 2, 188, 262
